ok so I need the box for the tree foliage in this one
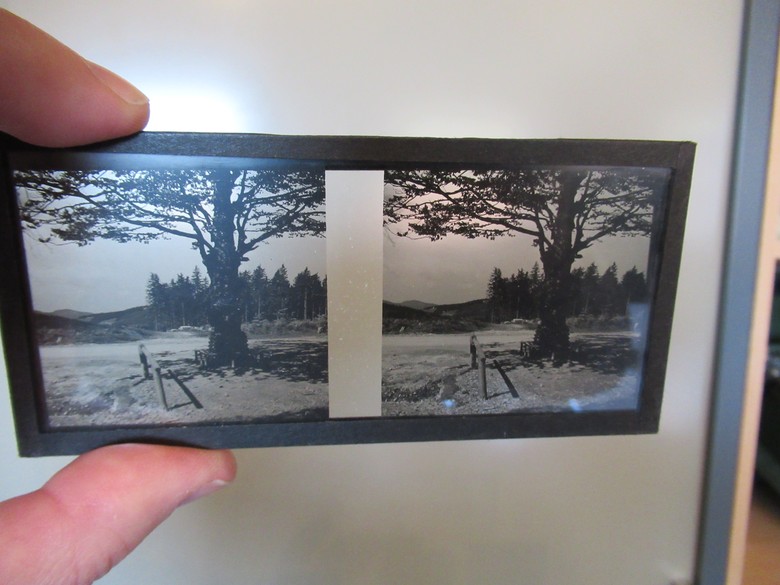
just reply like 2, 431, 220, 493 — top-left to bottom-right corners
17, 168, 326, 250
385, 168, 665, 249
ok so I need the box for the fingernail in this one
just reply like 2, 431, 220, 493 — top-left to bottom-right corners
180, 479, 231, 506
86, 61, 149, 106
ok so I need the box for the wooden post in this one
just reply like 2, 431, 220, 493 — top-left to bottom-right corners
139, 344, 151, 379
151, 365, 169, 410
479, 358, 487, 400
470, 334, 488, 399
139, 344, 169, 410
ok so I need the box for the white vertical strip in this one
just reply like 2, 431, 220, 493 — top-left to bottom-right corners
326, 171, 384, 418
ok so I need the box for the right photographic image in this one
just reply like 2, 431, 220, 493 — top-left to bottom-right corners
381, 166, 671, 418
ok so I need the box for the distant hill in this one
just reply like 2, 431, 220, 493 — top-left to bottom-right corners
50, 309, 92, 320
382, 301, 439, 321
382, 298, 489, 334
42, 306, 153, 328
397, 300, 436, 311
34, 306, 157, 345
78, 306, 154, 329
35, 312, 100, 332
430, 299, 490, 322
384, 298, 489, 321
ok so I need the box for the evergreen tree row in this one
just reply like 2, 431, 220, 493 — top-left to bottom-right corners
485, 262, 648, 324
146, 265, 327, 331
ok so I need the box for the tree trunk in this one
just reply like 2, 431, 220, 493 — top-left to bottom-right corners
202, 170, 249, 367
533, 170, 584, 363
534, 260, 574, 363
205, 283, 248, 366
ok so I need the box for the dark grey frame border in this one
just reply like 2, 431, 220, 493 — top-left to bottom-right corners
697, 0, 780, 583
0, 133, 694, 457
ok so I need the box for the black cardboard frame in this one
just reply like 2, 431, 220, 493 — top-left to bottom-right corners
0, 132, 694, 456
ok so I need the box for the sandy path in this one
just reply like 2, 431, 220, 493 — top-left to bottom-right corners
381, 329, 642, 416
39, 333, 328, 428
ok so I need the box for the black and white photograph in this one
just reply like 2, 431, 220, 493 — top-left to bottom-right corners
0, 133, 693, 454
14, 161, 328, 428
382, 166, 670, 417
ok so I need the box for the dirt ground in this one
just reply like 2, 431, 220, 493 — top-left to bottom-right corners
40, 331, 328, 428
38, 326, 641, 427
381, 327, 643, 416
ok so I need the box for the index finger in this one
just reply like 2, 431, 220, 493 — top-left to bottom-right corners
0, 9, 150, 147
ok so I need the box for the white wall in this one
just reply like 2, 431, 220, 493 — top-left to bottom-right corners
0, 1, 743, 583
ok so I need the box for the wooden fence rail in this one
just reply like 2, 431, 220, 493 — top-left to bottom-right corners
469, 334, 488, 399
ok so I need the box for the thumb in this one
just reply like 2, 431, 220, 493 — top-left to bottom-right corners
0, 444, 237, 585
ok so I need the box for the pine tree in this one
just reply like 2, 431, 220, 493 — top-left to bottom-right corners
621, 266, 648, 313
251, 265, 269, 321
579, 263, 600, 316
190, 266, 209, 326
170, 273, 195, 327
515, 269, 536, 320
291, 268, 312, 320
528, 262, 544, 320
594, 262, 621, 316
268, 265, 291, 320
146, 273, 168, 331
486, 267, 507, 323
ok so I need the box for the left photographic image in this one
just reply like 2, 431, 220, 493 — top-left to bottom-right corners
14, 163, 328, 428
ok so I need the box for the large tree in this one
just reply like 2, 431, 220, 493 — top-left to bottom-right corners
384, 167, 668, 359
16, 167, 325, 366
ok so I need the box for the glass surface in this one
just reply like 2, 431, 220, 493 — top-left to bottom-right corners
381, 166, 670, 417
15, 163, 328, 427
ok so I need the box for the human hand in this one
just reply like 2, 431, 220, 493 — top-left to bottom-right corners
0, 9, 237, 585
0, 445, 236, 585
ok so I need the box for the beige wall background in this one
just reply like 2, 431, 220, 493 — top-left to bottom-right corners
0, 1, 743, 583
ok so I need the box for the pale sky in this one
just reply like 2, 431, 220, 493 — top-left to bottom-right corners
381, 170, 660, 305
382, 227, 651, 305
17, 166, 328, 314
19, 168, 655, 313
23, 231, 326, 314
